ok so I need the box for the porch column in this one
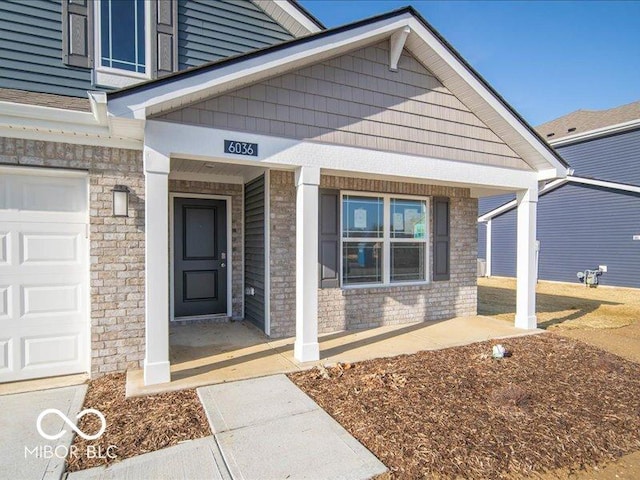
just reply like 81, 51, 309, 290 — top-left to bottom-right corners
485, 219, 492, 277
294, 166, 320, 362
515, 186, 538, 329
143, 147, 171, 385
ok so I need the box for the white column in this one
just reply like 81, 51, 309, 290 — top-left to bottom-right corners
294, 166, 320, 362
485, 219, 492, 277
515, 186, 538, 329
143, 147, 171, 385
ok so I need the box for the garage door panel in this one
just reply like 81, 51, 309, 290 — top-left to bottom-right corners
22, 284, 81, 318
22, 334, 79, 368
0, 168, 89, 383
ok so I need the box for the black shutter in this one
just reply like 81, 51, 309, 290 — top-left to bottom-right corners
62, 0, 93, 68
319, 189, 340, 288
151, 0, 178, 78
433, 197, 450, 281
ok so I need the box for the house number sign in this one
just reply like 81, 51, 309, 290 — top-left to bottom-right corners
224, 140, 258, 156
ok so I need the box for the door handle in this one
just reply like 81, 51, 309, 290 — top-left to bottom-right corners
221, 263, 226, 268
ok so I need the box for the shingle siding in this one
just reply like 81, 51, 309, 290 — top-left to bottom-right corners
157, 41, 528, 170
177, 0, 293, 70
485, 183, 640, 288
0, 0, 92, 97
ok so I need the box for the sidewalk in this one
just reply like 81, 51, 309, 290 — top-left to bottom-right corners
68, 375, 386, 480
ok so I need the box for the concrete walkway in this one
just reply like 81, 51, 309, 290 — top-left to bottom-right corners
0, 384, 87, 480
128, 315, 541, 396
197, 375, 387, 480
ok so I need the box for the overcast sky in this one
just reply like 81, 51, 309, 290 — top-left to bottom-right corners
299, 0, 640, 126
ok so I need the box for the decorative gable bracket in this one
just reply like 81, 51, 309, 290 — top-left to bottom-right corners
389, 26, 411, 71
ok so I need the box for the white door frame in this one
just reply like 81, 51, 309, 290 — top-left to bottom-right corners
169, 192, 233, 321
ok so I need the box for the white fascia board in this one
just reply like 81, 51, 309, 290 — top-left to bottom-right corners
107, 14, 415, 119
273, 0, 323, 33
146, 120, 538, 190
477, 178, 567, 223
569, 176, 640, 194
405, 17, 568, 178
0, 100, 99, 126
548, 119, 640, 147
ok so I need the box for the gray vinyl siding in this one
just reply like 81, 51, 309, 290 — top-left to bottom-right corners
244, 174, 266, 329
177, 0, 293, 70
478, 193, 516, 216
556, 128, 640, 186
487, 183, 640, 288
477, 222, 487, 260
0, 0, 92, 97
158, 41, 529, 170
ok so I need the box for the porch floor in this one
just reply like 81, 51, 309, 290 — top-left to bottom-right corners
126, 316, 541, 396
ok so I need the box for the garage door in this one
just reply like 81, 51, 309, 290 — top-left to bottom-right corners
0, 168, 89, 383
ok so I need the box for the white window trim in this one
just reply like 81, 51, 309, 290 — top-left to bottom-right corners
94, 0, 152, 88
340, 191, 431, 289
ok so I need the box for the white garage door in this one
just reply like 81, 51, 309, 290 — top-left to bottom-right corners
0, 168, 89, 383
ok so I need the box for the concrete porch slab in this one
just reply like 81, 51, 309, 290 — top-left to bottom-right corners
198, 375, 387, 480
127, 316, 543, 396
0, 384, 87, 480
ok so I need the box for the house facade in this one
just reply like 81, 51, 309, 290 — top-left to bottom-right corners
478, 102, 640, 288
0, 2, 567, 387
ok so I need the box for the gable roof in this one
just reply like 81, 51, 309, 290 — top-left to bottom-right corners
107, 6, 569, 175
254, 0, 325, 36
537, 100, 640, 142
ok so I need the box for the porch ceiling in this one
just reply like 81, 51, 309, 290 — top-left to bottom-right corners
170, 158, 266, 184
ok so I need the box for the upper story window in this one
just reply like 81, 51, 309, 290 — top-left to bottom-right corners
99, 0, 146, 74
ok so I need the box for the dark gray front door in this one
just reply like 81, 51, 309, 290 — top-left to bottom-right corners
174, 198, 228, 317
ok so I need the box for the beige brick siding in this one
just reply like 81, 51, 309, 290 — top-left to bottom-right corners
0, 137, 145, 377
168, 180, 244, 319
156, 41, 527, 170
269, 170, 477, 338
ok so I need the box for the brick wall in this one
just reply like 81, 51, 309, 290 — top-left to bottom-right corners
168, 180, 244, 319
269, 171, 478, 337
0, 137, 146, 377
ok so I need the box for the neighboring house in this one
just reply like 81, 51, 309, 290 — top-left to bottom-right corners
478, 101, 640, 288
0, 2, 568, 387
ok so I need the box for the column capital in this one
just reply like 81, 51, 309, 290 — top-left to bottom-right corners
295, 166, 320, 187
143, 146, 170, 175
516, 185, 538, 203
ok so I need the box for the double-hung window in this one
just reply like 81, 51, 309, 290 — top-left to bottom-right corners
341, 193, 429, 286
96, 0, 148, 86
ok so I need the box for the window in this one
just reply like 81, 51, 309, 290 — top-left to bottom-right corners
341, 194, 429, 286
100, 0, 146, 73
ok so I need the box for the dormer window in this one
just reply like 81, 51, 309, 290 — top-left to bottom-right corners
100, 0, 146, 74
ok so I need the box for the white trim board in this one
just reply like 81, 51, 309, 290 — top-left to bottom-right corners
478, 175, 640, 223
168, 192, 234, 321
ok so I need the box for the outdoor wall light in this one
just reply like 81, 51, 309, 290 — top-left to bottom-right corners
112, 185, 130, 217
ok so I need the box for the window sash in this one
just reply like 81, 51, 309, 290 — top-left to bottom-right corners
340, 192, 429, 287
99, 0, 146, 74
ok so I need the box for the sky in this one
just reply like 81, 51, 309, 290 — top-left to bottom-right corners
298, 0, 640, 126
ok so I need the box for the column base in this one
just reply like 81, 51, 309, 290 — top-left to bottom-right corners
143, 359, 171, 386
294, 340, 320, 363
515, 314, 537, 330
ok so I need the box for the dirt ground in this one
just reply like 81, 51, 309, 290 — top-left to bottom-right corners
66, 373, 211, 472
290, 334, 640, 479
478, 277, 640, 363
478, 277, 640, 479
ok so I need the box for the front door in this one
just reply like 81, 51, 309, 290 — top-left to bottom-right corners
174, 198, 228, 318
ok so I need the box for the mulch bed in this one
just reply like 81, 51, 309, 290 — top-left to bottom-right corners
66, 373, 211, 472
289, 333, 640, 479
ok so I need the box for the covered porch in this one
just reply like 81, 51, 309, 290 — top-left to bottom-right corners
126, 315, 540, 396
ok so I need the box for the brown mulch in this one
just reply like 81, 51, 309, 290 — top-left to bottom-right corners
66, 373, 211, 472
289, 334, 640, 479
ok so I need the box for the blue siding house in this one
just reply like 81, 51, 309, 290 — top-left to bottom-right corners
478, 101, 640, 288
